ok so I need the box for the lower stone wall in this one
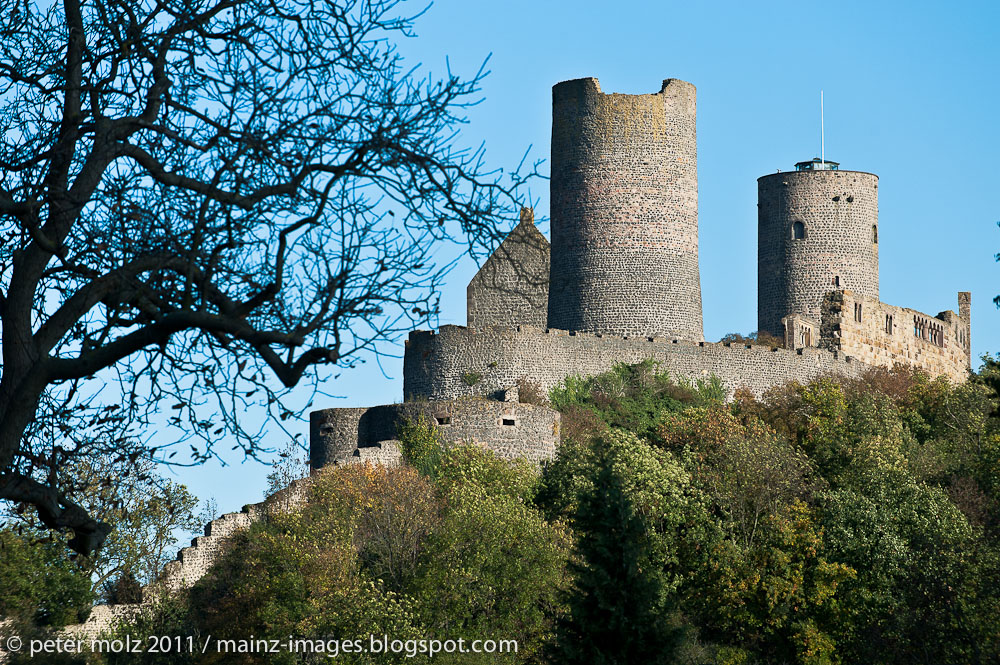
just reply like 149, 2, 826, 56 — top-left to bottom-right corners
60, 477, 314, 639
310, 400, 560, 470
821, 291, 971, 382
404, 325, 867, 401
55, 400, 559, 641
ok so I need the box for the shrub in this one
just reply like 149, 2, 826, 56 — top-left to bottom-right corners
719, 330, 785, 348
102, 571, 143, 605
516, 377, 547, 405
548, 361, 720, 438
397, 416, 445, 478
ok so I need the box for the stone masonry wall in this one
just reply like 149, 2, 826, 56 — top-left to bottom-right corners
821, 290, 971, 382
782, 314, 818, 350
758, 170, 879, 338
62, 477, 314, 639
310, 400, 560, 469
548, 77, 703, 341
404, 325, 866, 401
467, 208, 550, 329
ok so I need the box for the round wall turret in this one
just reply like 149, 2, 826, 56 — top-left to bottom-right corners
547, 77, 703, 340
758, 165, 879, 337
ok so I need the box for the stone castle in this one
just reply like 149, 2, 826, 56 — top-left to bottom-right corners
57, 75, 973, 639
310, 75, 972, 469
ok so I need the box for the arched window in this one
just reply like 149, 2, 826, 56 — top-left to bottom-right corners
873, 225, 878, 243
792, 221, 805, 240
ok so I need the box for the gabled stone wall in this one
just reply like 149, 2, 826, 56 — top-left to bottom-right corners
467, 208, 549, 329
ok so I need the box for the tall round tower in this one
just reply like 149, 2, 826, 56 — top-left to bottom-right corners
547, 77, 703, 340
757, 159, 879, 338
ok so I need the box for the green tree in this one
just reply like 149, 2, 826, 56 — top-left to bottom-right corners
413, 445, 570, 663
549, 360, 723, 439
551, 430, 692, 665
125, 452, 570, 665
7, 455, 203, 597
0, 527, 93, 627
77, 459, 202, 595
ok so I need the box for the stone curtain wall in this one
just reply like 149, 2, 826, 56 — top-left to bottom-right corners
404, 325, 866, 401
62, 477, 314, 639
758, 170, 879, 338
548, 77, 703, 341
310, 400, 561, 469
62, 396, 561, 641
821, 290, 971, 382
467, 208, 550, 329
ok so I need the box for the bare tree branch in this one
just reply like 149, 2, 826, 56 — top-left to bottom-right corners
0, 0, 539, 554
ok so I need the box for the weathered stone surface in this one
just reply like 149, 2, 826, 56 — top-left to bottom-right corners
820, 290, 971, 381
62, 477, 314, 639
548, 77, 703, 341
403, 325, 865, 401
310, 400, 560, 469
468, 207, 549, 329
758, 170, 879, 338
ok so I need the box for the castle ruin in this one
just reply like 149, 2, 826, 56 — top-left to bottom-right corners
57, 75, 974, 639
311, 75, 971, 470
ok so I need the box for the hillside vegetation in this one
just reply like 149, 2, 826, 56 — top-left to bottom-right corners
16, 360, 1000, 665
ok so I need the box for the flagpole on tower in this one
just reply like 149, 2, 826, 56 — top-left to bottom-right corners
821, 90, 825, 165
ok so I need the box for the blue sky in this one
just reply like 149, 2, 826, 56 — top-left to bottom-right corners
176, 0, 1000, 519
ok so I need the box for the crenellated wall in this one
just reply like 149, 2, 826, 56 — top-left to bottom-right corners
404, 324, 866, 401
62, 477, 314, 639
820, 290, 971, 382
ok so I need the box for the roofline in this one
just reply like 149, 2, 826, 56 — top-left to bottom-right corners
757, 169, 880, 182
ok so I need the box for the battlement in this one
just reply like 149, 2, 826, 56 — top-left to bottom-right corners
404, 324, 863, 402
552, 76, 694, 103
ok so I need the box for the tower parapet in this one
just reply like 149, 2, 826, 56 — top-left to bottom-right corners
548, 77, 703, 340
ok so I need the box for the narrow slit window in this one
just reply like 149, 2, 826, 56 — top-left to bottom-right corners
502, 418, 515, 426
873, 225, 878, 244
792, 221, 806, 240
436, 416, 451, 426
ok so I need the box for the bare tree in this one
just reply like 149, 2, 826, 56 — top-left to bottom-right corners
0, 0, 535, 554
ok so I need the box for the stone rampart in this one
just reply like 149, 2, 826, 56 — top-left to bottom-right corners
310, 400, 560, 469
403, 325, 866, 401
61, 477, 313, 639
